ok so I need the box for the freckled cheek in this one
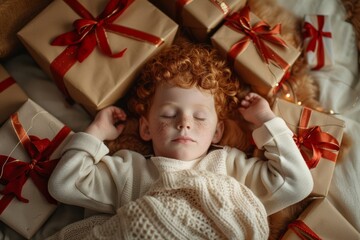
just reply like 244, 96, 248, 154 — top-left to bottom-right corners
154, 121, 172, 136
194, 121, 211, 129
194, 122, 215, 137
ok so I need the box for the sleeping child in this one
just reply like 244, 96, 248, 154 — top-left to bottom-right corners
47, 40, 313, 239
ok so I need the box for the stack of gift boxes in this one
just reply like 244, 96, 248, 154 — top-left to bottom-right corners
1, 0, 359, 239
1, 0, 179, 238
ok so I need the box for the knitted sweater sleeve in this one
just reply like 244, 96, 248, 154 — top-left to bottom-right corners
48, 132, 156, 214
225, 117, 313, 215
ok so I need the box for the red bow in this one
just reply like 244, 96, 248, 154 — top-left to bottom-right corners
51, 0, 163, 62
288, 220, 322, 240
50, 0, 164, 101
293, 107, 340, 169
0, 77, 15, 93
224, 6, 289, 71
0, 113, 71, 214
303, 15, 332, 70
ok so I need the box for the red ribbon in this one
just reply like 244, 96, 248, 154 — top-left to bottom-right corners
273, 69, 291, 94
293, 107, 340, 169
303, 15, 332, 70
224, 7, 290, 72
0, 77, 15, 93
0, 113, 71, 214
288, 220, 322, 240
50, 0, 164, 100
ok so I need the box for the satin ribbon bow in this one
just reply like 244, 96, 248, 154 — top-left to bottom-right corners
224, 6, 289, 71
288, 220, 322, 240
303, 15, 332, 70
51, 0, 163, 62
293, 107, 340, 169
0, 113, 71, 214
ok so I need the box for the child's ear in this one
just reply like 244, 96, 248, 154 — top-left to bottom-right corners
212, 120, 224, 144
139, 116, 152, 141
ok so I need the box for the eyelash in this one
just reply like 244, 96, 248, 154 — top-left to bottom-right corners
160, 115, 206, 121
161, 115, 175, 119
194, 117, 206, 121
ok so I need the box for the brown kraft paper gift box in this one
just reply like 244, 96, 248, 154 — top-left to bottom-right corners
150, 0, 246, 42
272, 99, 345, 197
211, 7, 300, 97
18, 0, 178, 115
281, 198, 360, 239
0, 64, 28, 124
0, 99, 73, 239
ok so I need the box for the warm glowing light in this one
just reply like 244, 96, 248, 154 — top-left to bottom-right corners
329, 109, 335, 114
297, 101, 302, 105
285, 93, 291, 98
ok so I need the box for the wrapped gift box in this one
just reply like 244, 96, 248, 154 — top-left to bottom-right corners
282, 198, 360, 239
0, 99, 73, 239
18, 0, 178, 115
272, 99, 345, 197
150, 0, 245, 42
211, 7, 300, 97
303, 15, 334, 70
0, 64, 28, 124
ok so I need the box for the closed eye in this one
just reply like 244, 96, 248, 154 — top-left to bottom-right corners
194, 117, 206, 121
194, 111, 207, 121
161, 115, 176, 119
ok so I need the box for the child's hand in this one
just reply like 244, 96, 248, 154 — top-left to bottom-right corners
85, 106, 127, 141
239, 92, 275, 130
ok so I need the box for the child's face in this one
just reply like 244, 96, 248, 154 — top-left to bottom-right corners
139, 83, 224, 161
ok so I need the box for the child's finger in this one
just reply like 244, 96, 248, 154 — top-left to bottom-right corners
240, 99, 250, 107
113, 108, 125, 117
112, 108, 126, 122
115, 123, 126, 133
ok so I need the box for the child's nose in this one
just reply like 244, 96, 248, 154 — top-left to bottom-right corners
177, 115, 191, 130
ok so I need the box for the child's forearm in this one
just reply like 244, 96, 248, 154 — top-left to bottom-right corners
251, 117, 313, 214
49, 131, 154, 213
227, 117, 313, 215
48, 132, 118, 214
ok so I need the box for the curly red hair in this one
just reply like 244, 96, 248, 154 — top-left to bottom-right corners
128, 40, 241, 120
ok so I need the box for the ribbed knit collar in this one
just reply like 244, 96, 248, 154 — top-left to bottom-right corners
150, 146, 227, 174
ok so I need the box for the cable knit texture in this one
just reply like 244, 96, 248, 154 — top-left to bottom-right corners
47, 170, 269, 240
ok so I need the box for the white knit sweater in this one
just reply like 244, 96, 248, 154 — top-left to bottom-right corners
47, 117, 313, 239
47, 170, 269, 239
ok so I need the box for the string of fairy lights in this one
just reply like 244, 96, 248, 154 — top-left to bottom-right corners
274, 78, 359, 116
